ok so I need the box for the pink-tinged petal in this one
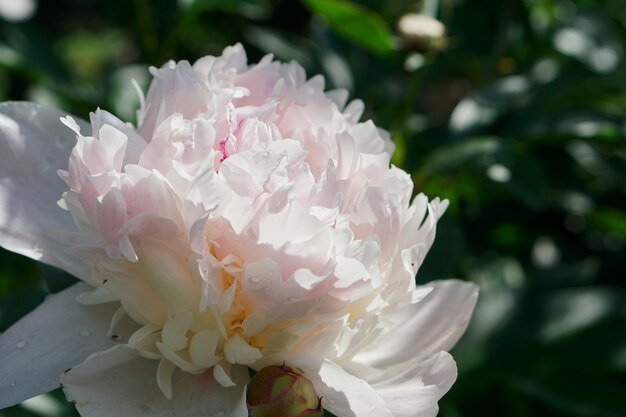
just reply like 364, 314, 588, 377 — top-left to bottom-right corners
138, 61, 212, 141
62, 345, 249, 417
89, 109, 146, 164
283, 355, 394, 417
371, 351, 458, 417
0, 101, 89, 280
0, 283, 134, 408
354, 280, 478, 368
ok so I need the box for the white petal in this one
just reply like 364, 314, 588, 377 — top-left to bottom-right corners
0, 102, 90, 280
0, 283, 132, 408
62, 345, 248, 417
189, 330, 220, 368
224, 333, 262, 365
156, 358, 176, 400
284, 355, 393, 417
354, 280, 478, 368
213, 362, 237, 388
372, 351, 458, 417
76, 286, 118, 305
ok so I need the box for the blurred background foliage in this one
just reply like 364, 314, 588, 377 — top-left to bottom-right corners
1, 0, 626, 416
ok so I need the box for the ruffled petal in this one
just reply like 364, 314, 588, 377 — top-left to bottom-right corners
61, 345, 249, 417
284, 355, 393, 417
354, 280, 478, 368
371, 351, 458, 417
0, 101, 89, 279
0, 283, 131, 408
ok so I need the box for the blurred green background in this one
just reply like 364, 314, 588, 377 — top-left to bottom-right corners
1, 0, 626, 416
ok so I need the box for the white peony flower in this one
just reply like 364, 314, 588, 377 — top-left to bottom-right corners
0, 44, 477, 417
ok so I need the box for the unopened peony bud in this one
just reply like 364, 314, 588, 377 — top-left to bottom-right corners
247, 365, 323, 417
397, 13, 447, 54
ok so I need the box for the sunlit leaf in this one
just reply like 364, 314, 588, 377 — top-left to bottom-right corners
300, 0, 395, 56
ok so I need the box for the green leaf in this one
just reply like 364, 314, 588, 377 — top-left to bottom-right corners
420, 137, 503, 174
587, 208, 626, 239
300, 0, 395, 56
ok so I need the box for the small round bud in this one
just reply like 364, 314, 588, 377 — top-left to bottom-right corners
397, 14, 448, 54
247, 365, 323, 417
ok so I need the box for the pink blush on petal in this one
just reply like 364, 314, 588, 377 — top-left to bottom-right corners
219, 137, 229, 163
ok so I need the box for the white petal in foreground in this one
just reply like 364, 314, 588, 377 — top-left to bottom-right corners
284, 355, 394, 417
355, 280, 478, 368
62, 345, 249, 417
0, 283, 132, 408
372, 351, 458, 417
0, 102, 90, 280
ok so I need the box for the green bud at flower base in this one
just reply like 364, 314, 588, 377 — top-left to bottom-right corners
246, 365, 324, 417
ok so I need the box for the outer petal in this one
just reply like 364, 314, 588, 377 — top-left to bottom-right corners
371, 351, 458, 417
0, 101, 89, 279
354, 280, 478, 368
61, 345, 249, 417
284, 355, 393, 417
0, 283, 132, 408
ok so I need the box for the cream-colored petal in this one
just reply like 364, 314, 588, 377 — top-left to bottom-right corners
62, 345, 248, 417
224, 333, 262, 365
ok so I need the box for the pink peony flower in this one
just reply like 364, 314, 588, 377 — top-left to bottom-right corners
0, 44, 477, 417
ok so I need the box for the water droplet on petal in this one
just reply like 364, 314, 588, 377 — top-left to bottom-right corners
80, 330, 90, 337
16, 341, 26, 349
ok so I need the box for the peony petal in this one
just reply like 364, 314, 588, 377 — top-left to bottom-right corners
62, 345, 249, 417
0, 283, 133, 408
354, 280, 478, 368
371, 351, 458, 417
282, 355, 393, 417
0, 101, 90, 280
